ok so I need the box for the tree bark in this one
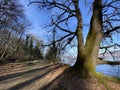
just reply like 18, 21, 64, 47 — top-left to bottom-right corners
72, 0, 103, 78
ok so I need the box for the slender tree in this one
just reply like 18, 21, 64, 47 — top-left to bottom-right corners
35, 39, 44, 59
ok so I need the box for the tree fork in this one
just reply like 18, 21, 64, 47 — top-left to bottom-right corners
72, 0, 103, 78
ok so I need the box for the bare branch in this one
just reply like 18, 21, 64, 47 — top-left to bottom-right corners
52, 19, 75, 34
100, 43, 120, 59
55, 14, 75, 25
62, 34, 76, 49
103, 0, 120, 8
104, 26, 120, 36
29, 0, 75, 15
100, 43, 120, 49
44, 33, 73, 46
97, 59, 120, 65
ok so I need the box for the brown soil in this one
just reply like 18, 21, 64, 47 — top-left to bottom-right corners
0, 62, 28, 76
0, 60, 52, 76
41, 69, 120, 90
0, 62, 120, 90
40, 71, 106, 90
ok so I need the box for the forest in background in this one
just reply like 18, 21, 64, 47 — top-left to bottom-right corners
0, 0, 63, 64
0, 0, 45, 63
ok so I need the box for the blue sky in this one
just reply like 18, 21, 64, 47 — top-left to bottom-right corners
20, 0, 92, 43
19, 0, 94, 62
20, 0, 120, 46
20, 0, 51, 40
20, 0, 120, 62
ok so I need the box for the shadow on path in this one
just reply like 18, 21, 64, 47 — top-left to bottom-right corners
39, 68, 68, 90
0, 64, 54, 82
7, 65, 61, 90
39, 67, 107, 90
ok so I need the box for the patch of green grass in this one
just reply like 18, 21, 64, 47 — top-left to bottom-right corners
103, 75, 120, 83
92, 72, 111, 90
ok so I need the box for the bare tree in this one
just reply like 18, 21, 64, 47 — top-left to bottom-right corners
29, 0, 120, 77
45, 27, 65, 63
0, 0, 32, 63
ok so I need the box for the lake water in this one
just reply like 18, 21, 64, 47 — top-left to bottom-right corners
62, 57, 120, 78
96, 57, 120, 77
96, 64, 120, 77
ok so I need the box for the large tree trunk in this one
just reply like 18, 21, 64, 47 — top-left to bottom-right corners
72, 0, 103, 78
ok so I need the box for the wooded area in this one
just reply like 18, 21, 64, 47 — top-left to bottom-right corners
0, 0, 45, 63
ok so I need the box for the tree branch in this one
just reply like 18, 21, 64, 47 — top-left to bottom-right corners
55, 14, 75, 25
104, 26, 120, 36
103, 0, 120, 8
62, 34, 76, 49
97, 59, 120, 65
100, 43, 120, 59
29, 0, 75, 15
52, 19, 75, 34
100, 43, 120, 49
44, 33, 73, 46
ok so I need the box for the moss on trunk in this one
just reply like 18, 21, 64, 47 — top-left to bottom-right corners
71, 0, 103, 78
71, 54, 95, 78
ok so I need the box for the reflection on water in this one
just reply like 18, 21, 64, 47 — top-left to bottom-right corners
96, 64, 120, 77
62, 56, 120, 77
96, 55, 120, 77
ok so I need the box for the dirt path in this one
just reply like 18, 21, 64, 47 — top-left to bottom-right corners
0, 63, 68, 90
0, 62, 119, 90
